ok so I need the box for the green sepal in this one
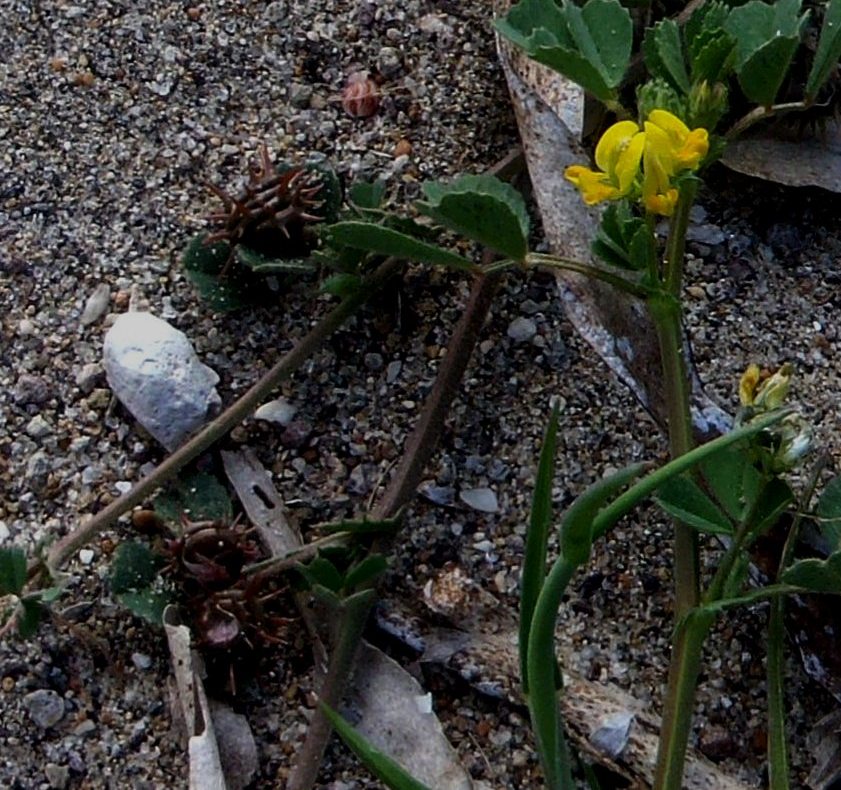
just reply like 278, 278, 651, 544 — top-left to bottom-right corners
343, 555, 388, 592
592, 201, 650, 271
418, 174, 530, 261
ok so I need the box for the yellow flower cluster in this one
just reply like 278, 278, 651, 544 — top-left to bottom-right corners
564, 110, 709, 216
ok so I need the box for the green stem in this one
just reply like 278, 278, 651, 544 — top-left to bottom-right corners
652, 180, 701, 790
527, 556, 577, 790
767, 454, 825, 789
654, 611, 715, 790
527, 252, 651, 299
767, 595, 789, 790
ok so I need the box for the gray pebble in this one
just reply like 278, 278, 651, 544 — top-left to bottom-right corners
75, 363, 102, 394
14, 374, 52, 405
377, 47, 403, 78
386, 360, 402, 383
364, 352, 384, 371
44, 764, 69, 790
506, 317, 537, 343
460, 487, 498, 513
79, 283, 110, 326
131, 652, 153, 670
288, 82, 314, 109
23, 689, 65, 729
25, 415, 53, 439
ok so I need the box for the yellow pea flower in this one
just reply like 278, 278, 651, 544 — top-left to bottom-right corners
642, 110, 710, 216
647, 109, 709, 171
564, 120, 645, 206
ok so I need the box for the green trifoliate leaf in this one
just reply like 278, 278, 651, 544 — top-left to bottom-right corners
689, 29, 736, 84
349, 179, 387, 211
182, 235, 252, 311
16, 599, 46, 639
654, 475, 734, 535
324, 222, 476, 272
298, 556, 344, 593
698, 446, 761, 522
725, 0, 808, 106
110, 541, 161, 594
592, 201, 650, 271
153, 470, 233, 525
0, 547, 27, 596
235, 245, 317, 275
816, 476, 841, 552
320, 272, 363, 297
418, 174, 530, 261
117, 589, 171, 626
494, 0, 632, 101
782, 551, 841, 593
643, 19, 691, 94
322, 703, 433, 790
806, 0, 841, 99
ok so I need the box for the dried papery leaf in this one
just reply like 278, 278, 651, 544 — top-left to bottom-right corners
346, 642, 472, 789
721, 120, 841, 192
342, 71, 380, 118
221, 449, 302, 557
163, 606, 227, 790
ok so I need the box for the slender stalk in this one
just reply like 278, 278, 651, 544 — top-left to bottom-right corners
725, 101, 813, 140
654, 611, 715, 790
652, 180, 702, 790
767, 454, 826, 789
767, 595, 789, 790
527, 252, 651, 299
287, 589, 376, 790
34, 257, 403, 579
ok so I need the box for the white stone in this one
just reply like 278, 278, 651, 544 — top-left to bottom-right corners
254, 398, 297, 426
78, 549, 95, 565
103, 312, 221, 450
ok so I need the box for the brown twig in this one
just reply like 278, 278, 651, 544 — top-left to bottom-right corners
32, 256, 403, 580
288, 260, 506, 790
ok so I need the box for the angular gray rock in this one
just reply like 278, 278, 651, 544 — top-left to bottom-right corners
103, 312, 221, 451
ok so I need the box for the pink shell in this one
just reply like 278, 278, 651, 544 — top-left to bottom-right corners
342, 73, 380, 118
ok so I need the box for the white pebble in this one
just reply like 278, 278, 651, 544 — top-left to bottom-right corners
79, 549, 95, 565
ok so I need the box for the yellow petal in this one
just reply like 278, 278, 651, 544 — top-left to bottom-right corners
564, 165, 619, 205
674, 128, 709, 170
648, 109, 690, 138
739, 363, 761, 406
643, 187, 678, 216
614, 131, 645, 193
595, 120, 642, 174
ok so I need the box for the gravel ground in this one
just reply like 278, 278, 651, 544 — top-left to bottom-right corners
2, 1, 840, 788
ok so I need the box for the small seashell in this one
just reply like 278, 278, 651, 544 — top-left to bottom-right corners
342, 71, 380, 118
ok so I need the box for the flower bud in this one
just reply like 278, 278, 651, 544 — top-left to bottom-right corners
637, 79, 687, 123
688, 80, 728, 131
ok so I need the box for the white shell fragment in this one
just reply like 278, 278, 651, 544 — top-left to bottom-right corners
103, 312, 221, 451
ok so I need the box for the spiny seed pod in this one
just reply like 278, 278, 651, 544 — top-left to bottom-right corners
342, 71, 380, 118
203, 144, 324, 270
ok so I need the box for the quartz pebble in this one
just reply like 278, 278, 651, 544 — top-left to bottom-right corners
23, 689, 65, 729
103, 312, 221, 451
254, 398, 297, 426
459, 487, 498, 513
506, 317, 537, 343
